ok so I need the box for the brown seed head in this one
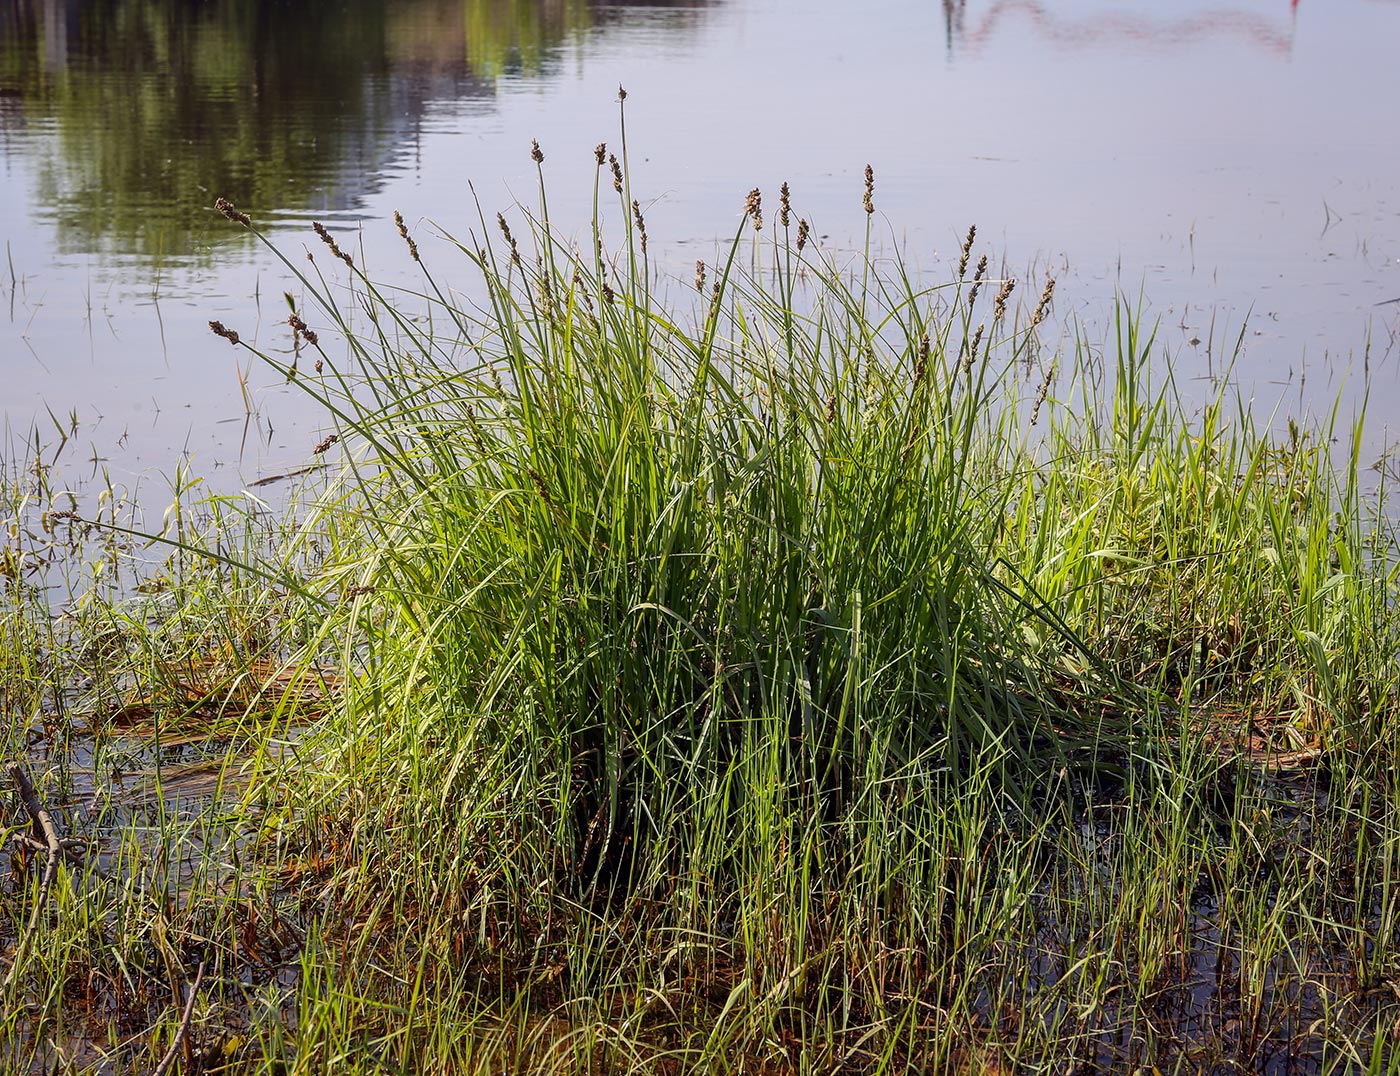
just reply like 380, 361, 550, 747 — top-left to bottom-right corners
993, 278, 1016, 321
573, 268, 596, 315
779, 182, 791, 228
1030, 362, 1055, 426
497, 213, 522, 266
632, 199, 648, 254
531, 139, 545, 164
862, 165, 875, 215
617, 84, 628, 101
745, 188, 762, 231
288, 312, 318, 348
313, 432, 339, 455
797, 218, 810, 253
963, 323, 985, 371
968, 255, 989, 307
695, 260, 706, 293
609, 154, 624, 193
958, 224, 977, 279
594, 142, 607, 166
465, 405, 488, 455
527, 467, 553, 508
209, 320, 240, 346
215, 197, 251, 227
312, 221, 354, 269
393, 211, 420, 262
1031, 277, 1056, 327
914, 332, 929, 384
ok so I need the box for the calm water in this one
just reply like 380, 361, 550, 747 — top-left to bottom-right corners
2, 0, 1398, 483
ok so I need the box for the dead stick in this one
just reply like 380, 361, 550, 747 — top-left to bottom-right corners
3, 762, 63, 991
7, 761, 59, 851
151, 959, 206, 1076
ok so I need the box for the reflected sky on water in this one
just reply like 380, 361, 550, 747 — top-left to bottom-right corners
1, 0, 1397, 480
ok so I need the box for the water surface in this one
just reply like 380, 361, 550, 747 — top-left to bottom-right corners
2, 0, 1397, 481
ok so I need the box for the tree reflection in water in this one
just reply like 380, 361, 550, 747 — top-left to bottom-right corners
0, 0, 709, 260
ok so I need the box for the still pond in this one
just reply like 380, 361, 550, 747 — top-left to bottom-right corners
1, 0, 1398, 481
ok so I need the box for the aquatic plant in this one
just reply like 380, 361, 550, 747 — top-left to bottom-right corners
3, 102, 1398, 1073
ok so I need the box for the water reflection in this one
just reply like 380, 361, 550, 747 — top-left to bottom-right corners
0, 0, 709, 261
941, 0, 1301, 57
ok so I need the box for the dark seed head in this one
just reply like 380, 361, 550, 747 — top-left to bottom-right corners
214, 197, 251, 227
745, 188, 763, 231
209, 320, 240, 346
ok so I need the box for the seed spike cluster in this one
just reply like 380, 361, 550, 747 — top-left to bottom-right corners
531, 139, 545, 164
288, 311, 318, 348
1031, 277, 1057, 328
594, 143, 607, 166
1030, 362, 1055, 426
779, 182, 791, 229
958, 224, 977, 279
695, 260, 706, 293
993, 278, 1016, 322
208, 320, 240, 345
745, 188, 763, 231
464, 405, 488, 455
312, 222, 354, 269
962, 323, 985, 371
497, 213, 522, 267
214, 197, 251, 227
394, 210, 420, 262
863, 164, 875, 215
609, 154, 624, 194
632, 200, 648, 255
536, 255, 555, 314
968, 255, 989, 308
797, 219, 810, 253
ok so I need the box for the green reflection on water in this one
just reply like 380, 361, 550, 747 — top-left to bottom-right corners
0, 0, 697, 263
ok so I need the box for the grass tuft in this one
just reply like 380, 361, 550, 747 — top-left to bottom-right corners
3, 118, 1399, 1072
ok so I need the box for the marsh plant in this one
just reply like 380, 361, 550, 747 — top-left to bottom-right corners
3, 104, 1400, 1073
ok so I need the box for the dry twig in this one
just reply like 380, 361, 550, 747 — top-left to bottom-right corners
3, 761, 63, 990
151, 959, 207, 1076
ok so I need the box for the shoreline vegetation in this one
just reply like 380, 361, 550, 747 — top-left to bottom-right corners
4, 112, 1400, 1073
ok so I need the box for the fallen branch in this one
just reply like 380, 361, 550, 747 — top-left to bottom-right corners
3, 761, 64, 991
9, 831, 90, 864
151, 959, 206, 1076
